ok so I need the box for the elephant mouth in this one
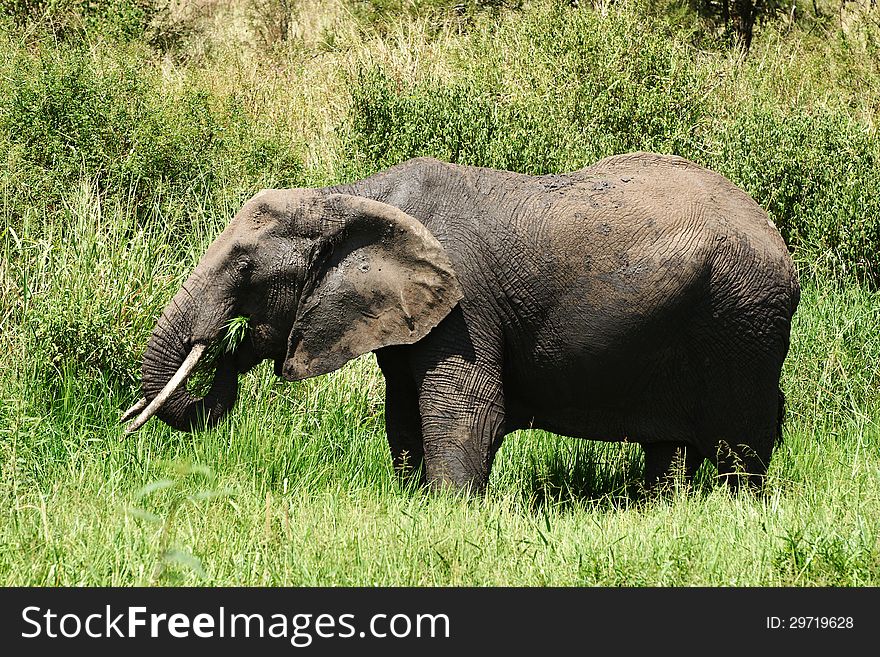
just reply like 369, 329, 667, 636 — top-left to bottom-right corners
123, 317, 267, 434
185, 328, 259, 398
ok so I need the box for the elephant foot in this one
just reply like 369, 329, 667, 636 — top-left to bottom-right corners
424, 471, 487, 496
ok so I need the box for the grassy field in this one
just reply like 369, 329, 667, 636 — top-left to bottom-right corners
1, 0, 879, 585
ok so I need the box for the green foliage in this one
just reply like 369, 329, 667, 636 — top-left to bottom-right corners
782, 280, 880, 434
348, 0, 519, 31
0, 32, 304, 236
0, 0, 159, 41
222, 315, 251, 353
11, 181, 170, 408
710, 106, 880, 281
126, 462, 233, 584
1, 44, 148, 184
33, 309, 139, 392
348, 5, 706, 175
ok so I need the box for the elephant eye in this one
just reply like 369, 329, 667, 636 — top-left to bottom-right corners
235, 255, 252, 276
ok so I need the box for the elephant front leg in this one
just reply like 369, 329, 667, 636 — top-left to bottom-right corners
417, 358, 505, 493
386, 405, 425, 484
376, 349, 425, 484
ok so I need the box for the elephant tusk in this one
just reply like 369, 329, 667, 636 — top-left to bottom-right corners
120, 397, 148, 423
123, 343, 208, 435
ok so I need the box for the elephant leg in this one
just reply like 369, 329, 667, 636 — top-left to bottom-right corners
642, 441, 704, 491
416, 356, 505, 493
702, 372, 779, 492
376, 348, 425, 484
715, 440, 773, 492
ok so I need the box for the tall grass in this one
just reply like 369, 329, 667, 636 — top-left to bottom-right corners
0, 0, 878, 585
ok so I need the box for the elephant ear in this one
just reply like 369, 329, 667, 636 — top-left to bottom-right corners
281, 193, 463, 381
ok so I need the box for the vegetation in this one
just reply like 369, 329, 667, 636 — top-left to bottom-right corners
1, 0, 878, 585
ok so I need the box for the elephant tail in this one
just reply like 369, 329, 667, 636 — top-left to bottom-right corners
775, 386, 787, 447
789, 272, 802, 317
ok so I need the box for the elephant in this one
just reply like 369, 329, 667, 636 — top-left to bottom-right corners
122, 152, 800, 493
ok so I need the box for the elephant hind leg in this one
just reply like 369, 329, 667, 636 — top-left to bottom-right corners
715, 440, 773, 492
700, 379, 779, 492
691, 336, 784, 492
642, 441, 705, 492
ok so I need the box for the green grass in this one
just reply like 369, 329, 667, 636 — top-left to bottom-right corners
1, 0, 879, 585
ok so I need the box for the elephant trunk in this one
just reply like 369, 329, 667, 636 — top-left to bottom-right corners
135, 284, 239, 433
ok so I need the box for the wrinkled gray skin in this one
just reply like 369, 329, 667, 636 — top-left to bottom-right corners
139, 152, 800, 492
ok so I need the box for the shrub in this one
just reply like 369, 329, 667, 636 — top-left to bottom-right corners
0, 34, 304, 235
348, 0, 519, 32
32, 309, 141, 393
709, 105, 880, 282
0, 44, 148, 185
1, 0, 160, 42
347, 4, 709, 176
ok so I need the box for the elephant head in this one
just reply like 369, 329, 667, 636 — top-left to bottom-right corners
122, 190, 463, 434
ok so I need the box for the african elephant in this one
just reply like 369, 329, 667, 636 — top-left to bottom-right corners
123, 152, 800, 492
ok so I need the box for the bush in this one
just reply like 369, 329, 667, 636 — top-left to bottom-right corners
709, 105, 880, 281
1, 0, 159, 42
348, 0, 519, 32
32, 309, 140, 393
347, 4, 708, 175
0, 44, 148, 184
0, 34, 304, 235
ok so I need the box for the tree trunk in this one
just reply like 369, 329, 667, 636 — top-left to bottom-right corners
731, 0, 756, 54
